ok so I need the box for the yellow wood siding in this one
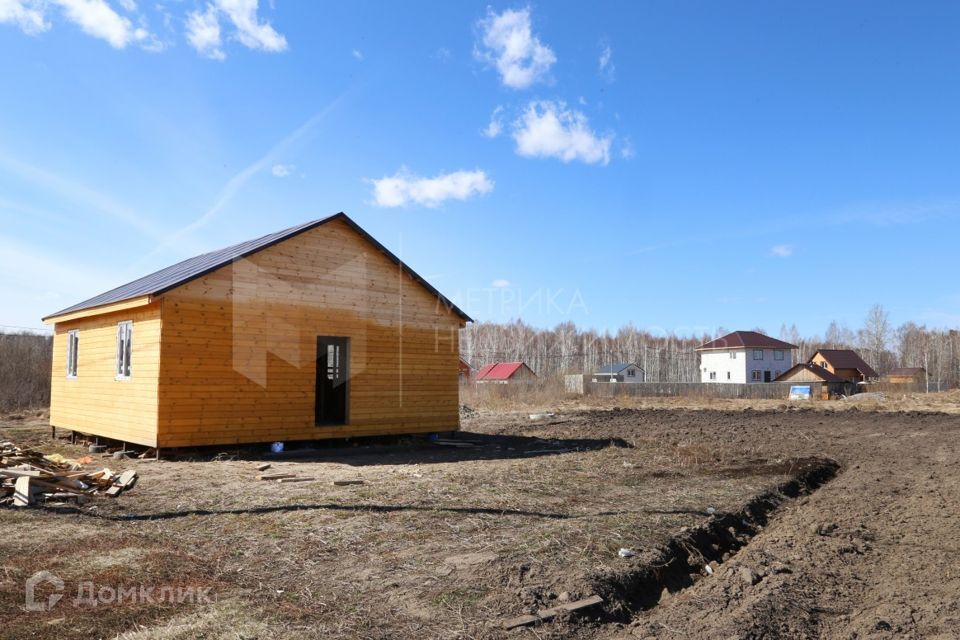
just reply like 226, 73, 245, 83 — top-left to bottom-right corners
156, 218, 463, 447
49, 303, 162, 447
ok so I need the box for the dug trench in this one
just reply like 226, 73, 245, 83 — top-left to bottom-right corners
577, 457, 840, 626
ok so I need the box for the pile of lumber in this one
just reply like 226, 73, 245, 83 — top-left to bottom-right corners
0, 441, 138, 507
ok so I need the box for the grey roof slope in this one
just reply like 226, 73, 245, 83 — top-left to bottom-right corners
596, 362, 642, 374
44, 212, 472, 323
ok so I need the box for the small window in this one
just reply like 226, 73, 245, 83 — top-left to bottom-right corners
753, 349, 764, 360
116, 321, 133, 380
727, 371, 731, 380
774, 349, 784, 361
709, 372, 717, 380
775, 370, 781, 378
730, 352, 737, 359
752, 370, 762, 381
627, 369, 636, 377
66, 330, 79, 378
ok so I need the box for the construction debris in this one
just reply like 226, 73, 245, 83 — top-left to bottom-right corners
502, 595, 603, 630
1, 441, 138, 507
333, 480, 365, 486
258, 473, 297, 481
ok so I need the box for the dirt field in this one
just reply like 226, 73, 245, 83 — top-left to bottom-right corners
1, 397, 959, 639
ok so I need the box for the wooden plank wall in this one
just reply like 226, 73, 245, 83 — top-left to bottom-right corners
49, 303, 162, 447
157, 218, 463, 447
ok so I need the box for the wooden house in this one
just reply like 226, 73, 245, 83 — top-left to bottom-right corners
42, 213, 471, 450
474, 362, 536, 384
774, 363, 855, 399
808, 349, 879, 383
885, 367, 928, 384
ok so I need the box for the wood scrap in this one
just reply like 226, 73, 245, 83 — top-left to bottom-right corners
502, 595, 603, 630
0, 441, 139, 507
332, 480, 365, 486
278, 477, 315, 483
258, 473, 297, 481
256, 463, 272, 472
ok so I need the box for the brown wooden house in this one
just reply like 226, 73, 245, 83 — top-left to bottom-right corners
885, 367, 928, 384
774, 363, 856, 399
808, 349, 879, 383
42, 213, 471, 450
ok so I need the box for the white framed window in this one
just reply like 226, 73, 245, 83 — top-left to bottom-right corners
116, 321, 133, 380
753, 349, 764, 360
752, 370, 762, 381
730, 351, 737, 359
66, 330, 79, 379
627, 369, 636, 377
709, 372, 717, 380
774, 349, 784, 361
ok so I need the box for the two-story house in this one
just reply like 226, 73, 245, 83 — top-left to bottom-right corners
696, 331, 798, 383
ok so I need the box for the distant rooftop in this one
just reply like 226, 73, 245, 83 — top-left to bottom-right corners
697, 330, 798, 351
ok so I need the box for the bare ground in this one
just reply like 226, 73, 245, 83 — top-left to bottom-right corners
1, 395, 959, 639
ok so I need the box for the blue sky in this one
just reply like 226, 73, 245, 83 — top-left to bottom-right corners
2, 1, 959, 336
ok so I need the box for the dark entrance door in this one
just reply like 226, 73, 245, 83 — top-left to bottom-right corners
764, 370, 772, 383
316, 337, 349, 425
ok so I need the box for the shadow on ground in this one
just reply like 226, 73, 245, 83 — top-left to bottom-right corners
163, 432, 633, 466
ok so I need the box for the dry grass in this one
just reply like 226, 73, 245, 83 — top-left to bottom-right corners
0, 410, 796, 640
463, 384, 960, 415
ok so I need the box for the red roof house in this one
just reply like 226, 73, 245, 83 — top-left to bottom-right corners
696, 331, 798, 352
475, 362, 537, 383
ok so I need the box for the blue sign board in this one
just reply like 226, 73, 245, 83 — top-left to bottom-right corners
789, 385, 812, 400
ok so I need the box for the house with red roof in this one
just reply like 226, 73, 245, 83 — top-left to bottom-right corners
696, 331, 798, 383
475, 361, 537, 384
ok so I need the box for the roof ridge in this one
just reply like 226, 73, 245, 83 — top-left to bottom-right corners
43, 213, 472, 323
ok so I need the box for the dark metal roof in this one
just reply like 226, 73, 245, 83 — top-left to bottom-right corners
44, 212, 472, 323
596, 362, 642, 374
775, 363, 848, 383
697, 331, 798, 351
810, 349, 879, 379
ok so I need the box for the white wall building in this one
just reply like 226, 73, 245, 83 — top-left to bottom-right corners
696, 331, 798, 383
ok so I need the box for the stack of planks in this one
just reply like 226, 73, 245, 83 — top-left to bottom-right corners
0, 441, 138, 507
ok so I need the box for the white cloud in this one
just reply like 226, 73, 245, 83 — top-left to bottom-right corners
0, 0, 160, 48
0, 0, 50, 34
186, 4, 223, 59
512, 101, 613, 165
475, 7, 555, 89
482, 105, 504, 138
116, 0, 136, 11
369, 168, 494, 208
352, 48, 363, 61
770, 244, 793, 257
55, 0, 153, 48
492, 279, 511, 288
620, 137, 635, 160
598, 40, 615, 81
186, 0, 286, 59
217, 0, 285, 52
271, 163, 292, 177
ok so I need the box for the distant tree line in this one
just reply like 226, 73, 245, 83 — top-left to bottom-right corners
0, 332, 52, 412
461, 305, 960, 388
